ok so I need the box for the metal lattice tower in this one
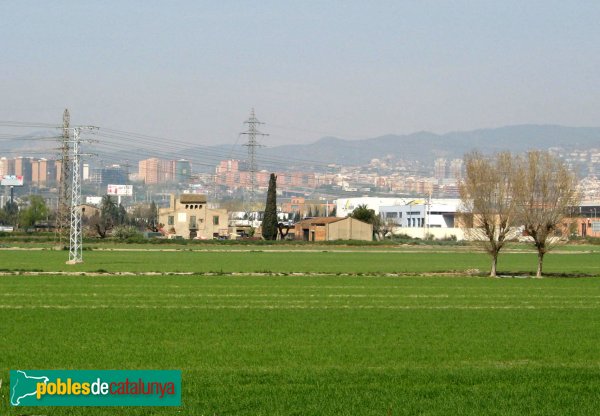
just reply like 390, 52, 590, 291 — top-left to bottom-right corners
67, 128, 83, 263
66, 126, 98, 264
57, 109, 71, 245
241, 109, 268, 204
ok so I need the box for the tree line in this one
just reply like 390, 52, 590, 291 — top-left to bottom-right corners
0, 194, 159, 239
0, 195, 49, 229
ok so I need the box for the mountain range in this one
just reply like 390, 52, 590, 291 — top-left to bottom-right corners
2, 124, 600, 171
253, 125, 600, 165
185, 124, 600, 170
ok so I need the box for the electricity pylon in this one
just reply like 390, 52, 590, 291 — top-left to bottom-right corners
66, 126, 98, 264
241, 109, 268, 207
57, 109, 70, 246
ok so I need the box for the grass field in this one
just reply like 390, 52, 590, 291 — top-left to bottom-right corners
1, 246, 600, 276
1, 246, 600, 414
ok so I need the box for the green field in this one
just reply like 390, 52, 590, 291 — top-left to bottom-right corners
1, 246, 600, 415
1, 246, 600, 276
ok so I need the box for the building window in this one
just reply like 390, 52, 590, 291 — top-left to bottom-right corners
185, 204, 189, 209
190, 216, 197, 228
213, 215, 219, 225
168, 216, 174, 225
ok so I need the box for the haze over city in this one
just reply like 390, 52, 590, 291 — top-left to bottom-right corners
2, 1, 600, 147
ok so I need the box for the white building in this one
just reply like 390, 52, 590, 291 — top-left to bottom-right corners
335, 197, 411, 217
379, 199, 464, 240
380, 200, 460, 228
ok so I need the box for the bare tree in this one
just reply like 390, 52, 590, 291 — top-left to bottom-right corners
88, 195, 120, 239
459, 152, 520, 277
513, 151, 578, 277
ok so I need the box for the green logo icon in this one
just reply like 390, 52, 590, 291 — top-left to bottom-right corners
11, 370, 49, 406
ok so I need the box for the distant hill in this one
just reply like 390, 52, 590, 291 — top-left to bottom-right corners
0, 130, 59, 155
251, 124, 600, 167
175, 124, 600, 170
2, 125, 599, 171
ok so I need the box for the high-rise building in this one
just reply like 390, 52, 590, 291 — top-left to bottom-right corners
175, 159, 191, 183
139, 158, 176, 184
0, 157, 7, 176
449, 159, 464, 180
139, 158, 160, 184
4, 157, 55, 184
83, 163, 90, 181
31, 160, 40, 183
55, 160, 63, 183
13, 157, 33, 182
434, 158, 447, 181
101, 165, 128, 186
216, 159, 240, 174
89, 165, 128, 186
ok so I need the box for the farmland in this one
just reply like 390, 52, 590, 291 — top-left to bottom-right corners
1, 245, 600, 415
0, 244, 600, 276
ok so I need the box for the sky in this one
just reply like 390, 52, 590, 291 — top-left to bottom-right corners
1, 1, 600, 147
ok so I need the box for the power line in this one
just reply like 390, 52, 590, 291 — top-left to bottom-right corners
0, 119, 437, 198
88, 127, 337, 170
0, 121, 59, 128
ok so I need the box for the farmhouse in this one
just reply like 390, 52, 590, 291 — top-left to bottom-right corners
80, 204, 101, 220
158, 194, 228, 239
294, 217, 372, 242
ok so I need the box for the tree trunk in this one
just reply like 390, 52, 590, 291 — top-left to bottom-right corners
536, 251, 544, 278
490, 254, 498, 277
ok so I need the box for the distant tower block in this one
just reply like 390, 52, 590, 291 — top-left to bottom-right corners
434, 158, 447, 180
450, 159, 464, 180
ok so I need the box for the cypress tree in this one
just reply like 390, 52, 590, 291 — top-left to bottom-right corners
149, 201, 158, 231
262, 173, 278, 240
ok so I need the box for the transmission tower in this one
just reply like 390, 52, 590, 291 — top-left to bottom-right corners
67, 126, 98, 264
57, 109, 70, 246
241, 109, 268, 205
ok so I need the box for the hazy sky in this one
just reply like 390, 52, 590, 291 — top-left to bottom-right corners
1, 1, 599, 146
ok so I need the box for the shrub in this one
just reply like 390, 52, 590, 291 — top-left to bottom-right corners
112, 226, 142, 241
